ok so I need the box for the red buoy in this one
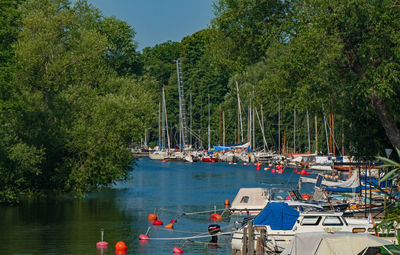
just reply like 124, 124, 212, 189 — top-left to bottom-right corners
170, 219, 177, 223
173, 247, 184, 253
302, 193, 310, 200
115, 241, 127, 251
148, 213, 158, 221
294, 170, 298, 173
271, 168, 276, 173
210, 213, 219, 219
153, 220, 163, 225
138, 234, 149, 240
306, 171, 310, 175
256, 166, 261, 171
300, 170, 306, 175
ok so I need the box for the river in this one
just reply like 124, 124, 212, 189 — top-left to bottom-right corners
0, 157, 307, 255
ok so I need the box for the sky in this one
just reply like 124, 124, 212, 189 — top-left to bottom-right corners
86, 0, 216, 51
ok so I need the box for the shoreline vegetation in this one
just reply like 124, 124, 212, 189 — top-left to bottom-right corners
1, 0, 399, 206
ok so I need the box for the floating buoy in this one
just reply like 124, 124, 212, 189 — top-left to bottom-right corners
271, 168, 276, 173
300, 170, 306, 175
277, 165, 281, 170
210, 213, 219, 219
256, 166, 261, 171
241, 164, 244, 166
286, 196, 292, 200
224, 200, 230, 206
173, 247, 184, 254
306, 171, 310, 175
294, 170, 298, 173
302, 193, 310, 200
214, 214, 223, 220
164, 223, 174, 229
170, 219, 177, 223
96, 229, 108, 249
278, 169, 283, 174
153, 220, 163, 226
162, 160, 166, 163
138, 234, 149, 240
148, 213, 158, 221
115, 241, 127, 251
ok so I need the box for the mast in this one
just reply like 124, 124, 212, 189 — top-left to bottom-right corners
176, 58, 188, 149
162, 87, 170, 150
278, 99, 281, 153
307, 111, 310, 152
223, 111, 225, 148
252, 105, 255, 150
158, 102, 161, 149
208, 94, 211, 151
261, 105, 266, 151
323, 105, 330, 155
293, 109, 296, 153
315, 114, 318, 154
255, 107, 269, 151
236, 81, 244, 143
190, 93, 192, 147
219, 105, 221, 145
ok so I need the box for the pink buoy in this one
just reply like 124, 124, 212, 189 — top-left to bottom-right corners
138, 234, 149, 240
162, 160, 166, 163
173, 247, 184, 253
153, 220, 163, 225
96, 241, 108, 248
96, 229, 108, 248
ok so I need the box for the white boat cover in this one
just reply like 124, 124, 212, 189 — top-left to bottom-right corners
281, 232, 391, 255
230, 188, 268, 210
299, 171, 360, 188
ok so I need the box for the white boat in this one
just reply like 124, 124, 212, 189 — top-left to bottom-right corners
149, 150, 167, 160
281, 232, 394, 255
231, 202, 376, 253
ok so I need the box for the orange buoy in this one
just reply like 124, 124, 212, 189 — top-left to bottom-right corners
153, 220, 163, 226
115, 241, 127, 251
173, 247, 184, 253
148, 213, 158, 221
138, 234, 149, 240
214, 214, 223, 220
302, 193, 310, 199
224, 200, 230, 206
164, 223, 174, 229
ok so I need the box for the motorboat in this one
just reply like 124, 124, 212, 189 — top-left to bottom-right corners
231, 202, 377, 253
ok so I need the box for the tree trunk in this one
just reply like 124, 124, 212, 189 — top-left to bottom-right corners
371, 92, 400, 149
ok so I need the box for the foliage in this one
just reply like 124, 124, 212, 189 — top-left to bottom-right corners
377, 148, 400, 183
378, 206, 400, 233
0, 0, 155, 203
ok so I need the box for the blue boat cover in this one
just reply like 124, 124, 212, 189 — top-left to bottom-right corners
253, 202, 299, 230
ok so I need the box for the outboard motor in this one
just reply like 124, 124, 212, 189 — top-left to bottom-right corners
208, 224, 221, 243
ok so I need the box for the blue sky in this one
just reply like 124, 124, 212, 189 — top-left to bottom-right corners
86, 0, 216, 51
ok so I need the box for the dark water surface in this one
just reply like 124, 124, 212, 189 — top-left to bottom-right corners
0, 157, 307, 255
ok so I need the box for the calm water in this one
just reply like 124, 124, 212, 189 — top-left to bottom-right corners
0, 157, 310, 255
